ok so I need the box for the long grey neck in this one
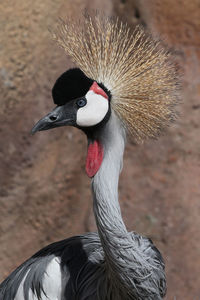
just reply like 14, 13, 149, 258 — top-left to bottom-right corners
92, 112, 133, 292
92, 112, 127, 238
91, 113, 164, 300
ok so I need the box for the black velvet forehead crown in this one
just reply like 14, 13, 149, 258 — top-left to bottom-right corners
52, 68, 93, 106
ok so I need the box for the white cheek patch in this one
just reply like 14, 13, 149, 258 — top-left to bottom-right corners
76, 90, 109, 127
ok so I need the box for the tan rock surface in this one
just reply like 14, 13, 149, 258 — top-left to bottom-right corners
0, 0, 200, 299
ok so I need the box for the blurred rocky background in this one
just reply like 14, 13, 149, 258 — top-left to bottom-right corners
0, 0, 200, 298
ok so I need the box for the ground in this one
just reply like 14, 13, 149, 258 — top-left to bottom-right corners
0, 0, 200, 299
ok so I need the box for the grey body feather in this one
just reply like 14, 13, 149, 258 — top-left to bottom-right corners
0, 112, 166, 299
0, 233, 165, 300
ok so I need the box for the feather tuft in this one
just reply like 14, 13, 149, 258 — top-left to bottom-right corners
52, 13, 180, 142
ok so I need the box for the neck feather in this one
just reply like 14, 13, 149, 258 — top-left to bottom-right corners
92, 112, 127, 237
92, 112, 133, 292
91, 112, 165, 299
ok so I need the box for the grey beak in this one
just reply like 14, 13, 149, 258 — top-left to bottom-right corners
31, 104, 75, 135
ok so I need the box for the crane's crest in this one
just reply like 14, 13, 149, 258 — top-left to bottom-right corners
52, 13, 179, 142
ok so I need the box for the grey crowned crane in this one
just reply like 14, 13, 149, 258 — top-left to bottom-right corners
0, 14, 179, 300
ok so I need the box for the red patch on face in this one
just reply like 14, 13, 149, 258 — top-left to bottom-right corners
86, 140, 104, 178
89, 82, 108, 99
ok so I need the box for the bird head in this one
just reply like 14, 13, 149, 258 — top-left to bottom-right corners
31, 68, 111, 134
31, 14, 180, 177
31, 68, 112, 178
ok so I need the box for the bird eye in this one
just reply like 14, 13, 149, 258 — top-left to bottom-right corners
77, 98, 87, 108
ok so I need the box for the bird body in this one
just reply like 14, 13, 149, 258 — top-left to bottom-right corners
0, 13, 179, 299
0, 233, 165, 300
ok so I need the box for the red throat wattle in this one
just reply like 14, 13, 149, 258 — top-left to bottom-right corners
86, 140, 104, 178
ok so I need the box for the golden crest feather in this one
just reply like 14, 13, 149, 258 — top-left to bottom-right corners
52, 14, 180, 142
